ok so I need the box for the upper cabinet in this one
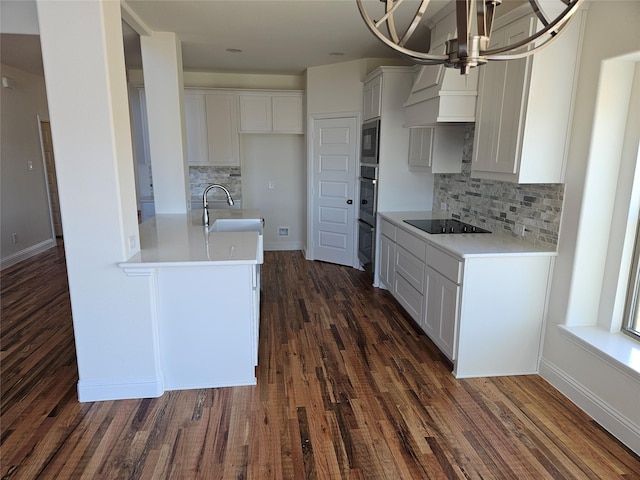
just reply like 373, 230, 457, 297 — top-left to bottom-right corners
238, 92, 304, 134
363, 74, 382, 121
408, 126, 464, 174
471, 6, 586, 183
184, 90, 239, 167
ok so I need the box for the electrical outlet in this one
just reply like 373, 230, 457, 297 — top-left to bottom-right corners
268, 181, 275, 190
27, 161, 33, 171
440, 202, 448, 211
278, 226, 289, 237
11, 233, 17, 244
515, 224, 526, 236
128, 235, 136, 250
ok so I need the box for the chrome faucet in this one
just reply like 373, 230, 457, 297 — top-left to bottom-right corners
202, 183, 234, 226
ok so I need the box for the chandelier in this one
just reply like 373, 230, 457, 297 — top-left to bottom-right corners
356, 0, 584, 74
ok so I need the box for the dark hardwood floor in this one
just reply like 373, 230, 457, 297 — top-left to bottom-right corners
1, 243, 639, 479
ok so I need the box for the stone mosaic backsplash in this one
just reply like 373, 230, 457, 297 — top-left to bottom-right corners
433, 126, 564, 248
189, 166, 242, 203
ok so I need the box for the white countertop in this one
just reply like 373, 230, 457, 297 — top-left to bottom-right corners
120, 209, 262, 269
379, 211, 557, 258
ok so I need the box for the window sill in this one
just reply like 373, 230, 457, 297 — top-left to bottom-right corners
559, 325, 640, 380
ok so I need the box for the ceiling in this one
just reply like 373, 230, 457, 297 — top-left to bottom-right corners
1, 0, 451, 77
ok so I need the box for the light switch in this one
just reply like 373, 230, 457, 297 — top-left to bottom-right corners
268, 181, 275, 190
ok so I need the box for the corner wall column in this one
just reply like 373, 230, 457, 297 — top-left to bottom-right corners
140, 32, 190, 213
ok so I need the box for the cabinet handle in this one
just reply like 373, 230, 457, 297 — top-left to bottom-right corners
346, 199, 353, 204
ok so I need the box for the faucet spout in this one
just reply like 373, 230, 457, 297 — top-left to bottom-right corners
202, 184, 235, 226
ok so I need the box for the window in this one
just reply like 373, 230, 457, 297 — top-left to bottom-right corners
624, 222, 640, 340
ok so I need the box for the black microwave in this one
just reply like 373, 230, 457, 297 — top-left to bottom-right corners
361, 119, 380, 164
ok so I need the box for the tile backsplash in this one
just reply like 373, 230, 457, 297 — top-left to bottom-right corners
433, 126, 564, 248
189, 166, 242, 202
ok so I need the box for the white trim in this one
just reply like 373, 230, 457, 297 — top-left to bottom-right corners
37, 116, 58, 240
77, 376, 164, 402
264, 242, 303, 251
559, 325, 640, 380
539, 357, 640, 456
0, 238, 56, 270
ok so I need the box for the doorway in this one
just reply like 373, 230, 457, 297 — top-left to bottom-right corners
40, 121, 62, 237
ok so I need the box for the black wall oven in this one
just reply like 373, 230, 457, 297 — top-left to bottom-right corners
361, 119, 380, 164
358, 164, 378, 273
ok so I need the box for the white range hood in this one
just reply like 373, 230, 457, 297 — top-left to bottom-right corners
403, 4, 478, 127
403, 64, 478, 126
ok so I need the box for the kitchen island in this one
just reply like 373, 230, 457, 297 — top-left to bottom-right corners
119, 209, 263, 391
378, 211, 556, 378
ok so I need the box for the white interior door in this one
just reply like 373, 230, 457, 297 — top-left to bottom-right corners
310, 116, 358, 266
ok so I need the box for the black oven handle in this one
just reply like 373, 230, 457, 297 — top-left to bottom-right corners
358, 219, 375, 233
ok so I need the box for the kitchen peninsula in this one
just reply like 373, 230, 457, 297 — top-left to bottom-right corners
119, 208, 263, 392
378, 211, 556, 378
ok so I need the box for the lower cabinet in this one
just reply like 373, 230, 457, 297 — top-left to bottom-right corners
424, 266, 460, 361
377, 217, 553, 378
379, 232, 396, 289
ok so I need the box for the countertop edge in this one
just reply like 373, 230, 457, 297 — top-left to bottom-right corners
379, 211, 558, 258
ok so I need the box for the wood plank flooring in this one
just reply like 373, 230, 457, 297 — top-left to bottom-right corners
1, 244, 639, 479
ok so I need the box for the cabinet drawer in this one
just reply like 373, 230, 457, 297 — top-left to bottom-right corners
380, 219, 396, 241
394, 273, 423, 323
397, 228, 427, 261
396, 246, 425, 292
427, 245, 462, 284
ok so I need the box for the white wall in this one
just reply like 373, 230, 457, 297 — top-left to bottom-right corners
306, 58, 408, 116
240, 134, 305, 250
37, 0, 162, 401
540, 1, 640, 455
0, 63, 55, 268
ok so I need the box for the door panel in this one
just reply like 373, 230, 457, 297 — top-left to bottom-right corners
311, 116, 358, 266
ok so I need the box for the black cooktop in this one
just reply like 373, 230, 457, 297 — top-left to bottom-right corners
404, 219, 491, 234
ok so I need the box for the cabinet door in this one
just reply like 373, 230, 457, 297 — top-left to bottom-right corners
424, 266, 460, 360
184, 93, 209, 165
379, 234, 396, 289
239, 94, 271, 132
272, 95, 303, 133
363, 75, 382, 121
137, 89, 151, 165
472, 15, 533, 176
205, 93, 240, 166
408, 128, 433, 171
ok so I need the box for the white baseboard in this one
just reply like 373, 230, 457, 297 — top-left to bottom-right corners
264, 242, 302, 251
1, 238, 56, 270
539, 358, 640, 456
77, 377, 164, 402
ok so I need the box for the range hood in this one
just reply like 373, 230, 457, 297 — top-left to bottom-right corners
403, 4, 478, 127
403, 63, 478, 127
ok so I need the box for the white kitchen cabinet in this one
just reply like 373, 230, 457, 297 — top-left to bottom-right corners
238, 92, 303, 134
471, 7, 585, 183
205, 92, 240, 166
137, 88, 151, 165
378, 213, 554, 378
363, 74, 382, 121
408, 126, 464, 174
423, 246, 462, 361
392, 228, 427, 324
379, 220, 396, 290
184, 92, 209, 165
